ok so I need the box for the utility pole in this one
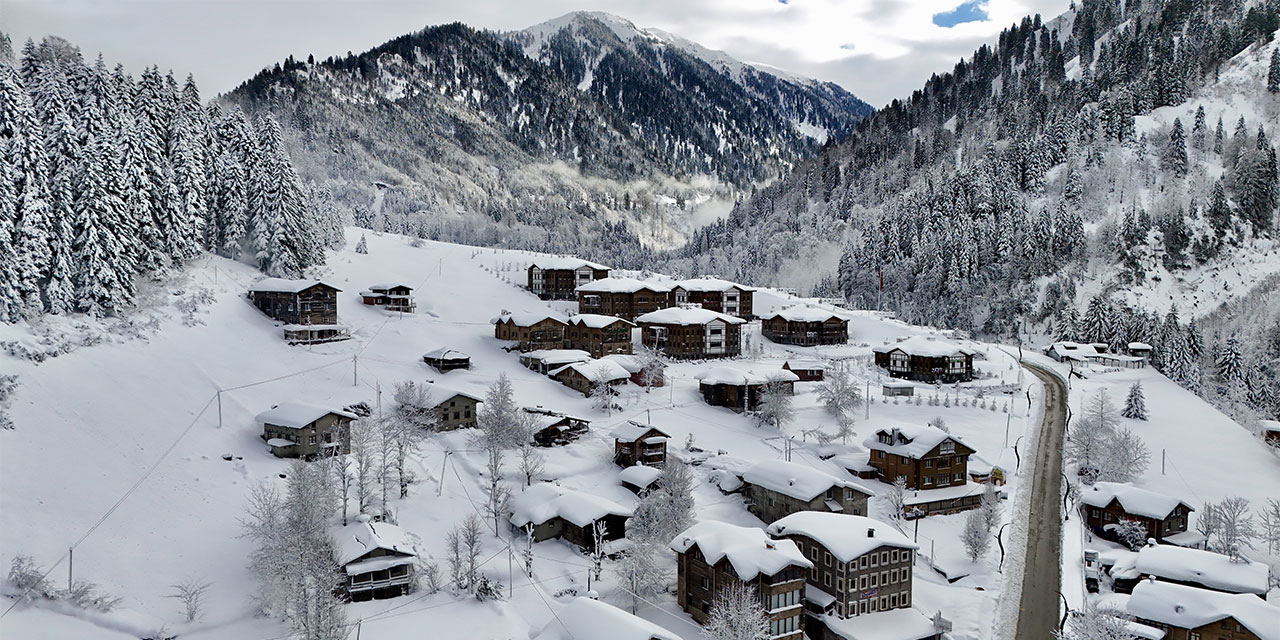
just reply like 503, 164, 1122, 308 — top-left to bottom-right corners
1004, 409, 1011, 448
437, 451, 452, 496
352, 355, 358, 387
865, 380, 870, 420
216, 389, 223, 429
67, 547, 73, 592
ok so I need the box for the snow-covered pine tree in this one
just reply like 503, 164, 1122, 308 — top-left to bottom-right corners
1213, 116, 1225, 155
0, 62, 52, 321
355, 233, 368, 254
249, 116, 302, 276
1121, 382, 1148, 420
1080, 294, 1113, 345
1162, 118, 1187, 176
1190, 106, 1207, 151
1269, 48, 1280, 94
72, 136, 131, 315
1214, 336, 1246, 399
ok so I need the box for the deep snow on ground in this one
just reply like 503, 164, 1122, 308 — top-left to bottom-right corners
1, 230, 1036, 639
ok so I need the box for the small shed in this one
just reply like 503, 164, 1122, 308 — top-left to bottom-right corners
550, 359, 631, 396
422, 348, 471, 372
1127, 342, 1153, 359
782, 359, 826, 382
519, 349, 592, 375
1259, 419, 1280, 446
509, 484, 632, 550
619, 465, 664, 494
525, 408, 590, 447
696, 368, 798, 412
611, 421, 670, 467
882, 380, 915, 397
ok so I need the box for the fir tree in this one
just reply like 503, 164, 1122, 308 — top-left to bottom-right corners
1214, 337, 1246, 398
355, 233, 368, 254
1190, 106, 1207, 151
1122, 382, 1148, 420
1214, 117, 1225, 155
1207, 181, 1232, 237
1162, 118, 1187, 176
1269, 48, 1280, 94
72, 137, 130, 315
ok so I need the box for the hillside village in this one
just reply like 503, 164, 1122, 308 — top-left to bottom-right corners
2, 229, 1276, 640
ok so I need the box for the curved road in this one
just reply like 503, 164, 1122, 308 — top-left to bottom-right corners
1014, 361, 1068, 640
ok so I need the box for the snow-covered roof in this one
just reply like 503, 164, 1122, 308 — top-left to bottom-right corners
422, 348, 469, 361
634, 306, 744, 326
567, 314, 636, 328
742, 460, 874, 502
872, 335, 975, 358
833, 452, 876, 473
1128, 342, 1153, 350
619, 465, 663, 489
1079, 482, 1193, 520
600, 354, 645, 373
863, 425, 970, 459
671, 277, 752, 292
528, 257, 610, 271
532, 597, 680, 640
669, 521, 812, 581
256, 402, 357, 429
766, 513, 917, 563
1127, 580, 1280, 640
491, 311, 567, 326
763, 305, 844, 323
509, 484, 632, 528
1135, 545, 1269, 595
576, 277, 671, 293
367, 283, 412, 291
784, 359, 827, 370
1047, 341, 1101, 360
881, 380, 915, 389
696, 367, 799, 386
333, 517, 418, 567
1260, 419, 1280, 432
902, 481, 997, 506
423, 382, 482, 404
817, 608, 942, 640
967, 454, 1004, 476
265, 438, 295, 448
551, 359, 632, 383
249, 278, 340, 293
611, 421, 669, 443
522, 349, 592, 365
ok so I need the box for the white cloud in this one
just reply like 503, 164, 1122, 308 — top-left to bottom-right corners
3, 0, 1071, 106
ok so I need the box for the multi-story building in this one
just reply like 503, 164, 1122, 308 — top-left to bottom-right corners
565, 314, 635, 357
576, 277, 672, 320
697, 368, 798, 412
1080, 482, 1197, 544
761, 306, 849, 346
671, 521, 813, 639
492, 312, 568, 352
742, 459, 874, 524
872, 336, 976, 383
636, 307, 745, 359
863, 425, 975, 491
527, 258, 610, 300
248, 278, 347, 344
670, 277, 755, 319
257, 402, 357, 458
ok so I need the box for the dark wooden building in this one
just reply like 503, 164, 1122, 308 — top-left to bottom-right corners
565, 314, 635, 358
549, 360, 631, 396
761, 306, 848, 346
492, 312, 568, 352
670, 521, 812, 639
697, 368, 798, 412
524, 408, 590, 447
257, 402, 357, 458
249, 279, 347, 344
509, 483, 631, 551
527, 258, 610, 300
783, 360, 827, 382
575, 278, 672, 320
636, 307, 745, 359
359, 283, 416, 313
1080, 482, 1196, 544
427, 386, 482, 431
334, 516, 418, 602
670, 278, 755, 319
421, 348, 470, 372
766, 513, 919, 623
611, 422, 670, 467
863, 425, 975, 491
1127, 580, 1280, 640
742, 459, 873, 524
872, 336, 976, 383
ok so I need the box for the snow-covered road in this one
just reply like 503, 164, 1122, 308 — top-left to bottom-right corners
1013, 361, 1067, 639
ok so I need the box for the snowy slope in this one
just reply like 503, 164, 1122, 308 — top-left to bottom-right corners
1, 231, 1035, 639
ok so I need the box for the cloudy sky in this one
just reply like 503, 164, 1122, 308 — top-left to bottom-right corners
4, 0, 1069, 106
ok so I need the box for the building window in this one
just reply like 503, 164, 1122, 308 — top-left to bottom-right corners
923, 476, 934, 486
939, 441, 955, 454
924, 459, 933, 468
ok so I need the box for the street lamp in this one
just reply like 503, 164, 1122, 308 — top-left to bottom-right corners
1057, 591, 1071, 632
996, 522, 1012, 572
1013, 435, 1025, 471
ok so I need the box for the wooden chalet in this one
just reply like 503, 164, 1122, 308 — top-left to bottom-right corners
421, 348, 470, 372
670, 277, 755, 319
519, 349, 592, 375
762, 306, 848, 346
426, 384, 482, 431
1081, 482, 1198, 545
873, 336, 976, 383
1046, 341, 1148, 369
766, 513, 921, 632
565, 314, 635, 358
671, 521, 812, 638
611, 421, 670, 467
1127, 580, 1280, 640
783, 360, 827, 382
527, 258, 610, 300
1259, 419, 1280, 447
248, 278, 348, 344
492, 312, 568, 352
601, 354, 666, 388
257, 402, 356, 459
524, 408, 590, 447
882, 380, 915, 397
742, 459, 873, 524
863, 425, 975, 491
575, 278, 672, 320
509, 483, 631, 551
697, 368, 798, 412
359, 283, 416, 313
636, 306, 745, 359
549, 359, 631, 396
333, 515, 418, 602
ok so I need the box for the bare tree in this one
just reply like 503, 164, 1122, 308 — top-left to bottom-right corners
1098, 426, 1150, 483
446, 514, 484, 593
589, 521, 607, 588
613, 541, 669, 614
704, 581, 770, 640
1212, 497, 1258, 561
392, 381, 437, 430
590, 381, 615, 414
349, 419, 379, 514
816, 364, 861, 440
1113, 519, 1149, 550
517, 439, 545, 487
979, 482, 1002, 531
482, 448, 511, 536
879, 476, 909, 533
168, 579, 211, 623
635, 344, 666, 390
754, 378, 795, 429
474, 373, 525, 450
1259, 498, 1280, 556
962, 507, 991, 562
1055, 605, 1135, 640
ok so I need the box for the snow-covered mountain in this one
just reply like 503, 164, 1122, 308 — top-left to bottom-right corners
222, 13, 871, 257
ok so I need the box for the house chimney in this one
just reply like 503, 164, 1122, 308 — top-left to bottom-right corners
867, 527, 875, 538
788, 478, 796, 486
1174, 604, 1184, 614
765, 542, 775, 550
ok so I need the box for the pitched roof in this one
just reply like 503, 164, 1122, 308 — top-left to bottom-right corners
619, 465, 664, 489
743, 459, 874, 502
1127, 580, 1280, 640
567, 313, 636, 328
1135, 545, 1269, 595
611, 421, 669, 443
576, 277, 671, 293
422, 382, 482, 404
491, 311, 567, 326
533, 597, 680, 640
422, 348, 469, 361
255, 402, 357, 429
509, 484, 632, 528
1079, 482, 1193, 520
551, 359, 632, 383
669, 521, 812, 581
863, 425, 971, 459
672, 277, 753, 292
600, 354, 646, 373
763, 305, 845, 323
696, 367, 799, 386
249, 278, 340, 293
528, 257, 610, 271
333, 517, 417, 566
367, 283, 412, 291
635, 306, 744, 326
817, 608, 942, 640
766, 513, 917, 563
784, 359, 827, 370
872, 335, 976, 358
